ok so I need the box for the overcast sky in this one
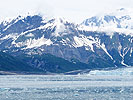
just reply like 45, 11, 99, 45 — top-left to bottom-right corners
0, 0, 132, 23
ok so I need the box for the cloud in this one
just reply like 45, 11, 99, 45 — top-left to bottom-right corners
0, 0, 132, 23
0, 0, 54, 20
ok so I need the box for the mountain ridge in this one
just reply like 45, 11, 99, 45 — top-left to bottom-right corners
0, 8, 133, 73
80, 8, 133, 36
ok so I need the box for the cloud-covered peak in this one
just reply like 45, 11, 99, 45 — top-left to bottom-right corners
80, 8, 133, 36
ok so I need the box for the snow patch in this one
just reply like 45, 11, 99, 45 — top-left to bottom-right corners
118, 44, 130, 66
0, 33, 18, 40
14, 35, 53, 49
51, 18, 66, 37
73, 35, 95, 52
101, 43, 113, 60
25, 33, 34, 37
130, 48, 133, 57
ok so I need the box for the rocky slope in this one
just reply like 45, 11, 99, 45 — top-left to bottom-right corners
0, 51, 42, 73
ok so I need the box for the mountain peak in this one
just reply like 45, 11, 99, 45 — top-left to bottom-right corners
118, 8, 126, 11
80, 8, 133, 36
0, 9, 133, 72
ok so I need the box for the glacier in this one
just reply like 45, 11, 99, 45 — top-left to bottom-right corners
88, 67, 133, 76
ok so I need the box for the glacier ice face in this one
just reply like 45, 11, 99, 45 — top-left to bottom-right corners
88, 67, 133, 76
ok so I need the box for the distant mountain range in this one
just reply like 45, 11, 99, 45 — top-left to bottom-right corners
81, 8, 133, 34
0, 8, 132, 74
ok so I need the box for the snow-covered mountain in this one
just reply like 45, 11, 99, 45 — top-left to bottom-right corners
80, 8, 133, 36
0, 8, 133, 73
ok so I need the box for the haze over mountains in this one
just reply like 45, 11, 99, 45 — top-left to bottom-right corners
0, 8, 132, 74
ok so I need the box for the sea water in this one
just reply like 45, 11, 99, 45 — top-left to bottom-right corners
0, 75, 133, 100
